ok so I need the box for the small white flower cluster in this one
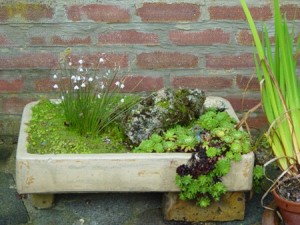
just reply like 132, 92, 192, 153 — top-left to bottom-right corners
52, 56, 126, 103
115, 81, 125, 89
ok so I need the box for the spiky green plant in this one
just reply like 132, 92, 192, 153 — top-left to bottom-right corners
241, 0, 300, 173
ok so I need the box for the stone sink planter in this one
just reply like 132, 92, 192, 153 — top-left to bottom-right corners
16, 96, 254, 210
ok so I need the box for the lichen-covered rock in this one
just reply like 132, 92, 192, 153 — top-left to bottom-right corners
123, 88, 205, 145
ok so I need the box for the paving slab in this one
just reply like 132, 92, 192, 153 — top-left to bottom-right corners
21, 192, 265, 225
0, 172, 28, 225
0, 170, 267, 225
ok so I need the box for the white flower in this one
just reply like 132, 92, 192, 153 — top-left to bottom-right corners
79, 67, 84, 72
53, 74, 57, 79
115, 81, 120, 86
74, 85, 79, 90
77, 76, 81, 81
53, 84, 58, 89
120, 98, 124, 103
88, 77, 93, 82
81, 83, 86, 88
78, 59, 83, 64
101, 84, 105, 89
61, 96, 64, 100
120, 84, 125, 89
97, 93, 101, 99
68, 62, 72, 66
71, 75, 76, 80
99, 58, 105, 63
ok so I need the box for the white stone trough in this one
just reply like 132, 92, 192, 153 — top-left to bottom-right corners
16, 96, 254, 194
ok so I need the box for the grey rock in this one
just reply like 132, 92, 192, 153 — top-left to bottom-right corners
123, 88, 205, 145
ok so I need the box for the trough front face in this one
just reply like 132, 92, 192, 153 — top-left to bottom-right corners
16, 97, 254, 194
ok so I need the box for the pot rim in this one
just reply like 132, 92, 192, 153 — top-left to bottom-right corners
272, 187, 300, 212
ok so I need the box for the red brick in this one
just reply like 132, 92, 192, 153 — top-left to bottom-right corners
68, 53, 129, 69
0, 3, 53, 21
236, 75, 260, 91
227, 96, 261, 112
137, 52, 198, 69
281, 5, 300, 20
0, 34, 10, 45
34, 78, 55, 92
98, 30, 159, 45
0, 53, 58, 69
206, 54, 254, 69
67, 4, 130, 22
169, 29, 230, 45
0, 79, 24, 93
244, 114, 268, 129
136, 3, 200, 22
209, 5, 272, 20
29, 36, 46, 45
1, 97, 34, 114
171, 76, 233, 90
122, 76, 164, 92
236, 30, 255, 46
51, 35, 92, 46
236, 29, 276, 46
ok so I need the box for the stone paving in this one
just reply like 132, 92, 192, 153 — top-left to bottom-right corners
0, 171, 266, 225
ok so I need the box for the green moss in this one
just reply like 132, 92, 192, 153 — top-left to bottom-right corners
27, 99, 128, 154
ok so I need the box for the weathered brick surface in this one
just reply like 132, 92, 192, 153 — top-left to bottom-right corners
1, 0, 299, 136
169, 29, 230, 45
123, 76, 164, 92
206, 54, 254, 69
0, 53, 58, 69
0, 34, 10, 45
51, 35, 92, 46
0, 3, 53, 21
68, 53, 129, 69
281, 5, 300, 20
98, 30, 159, 45
137, 52, 198, 69
0, 79, 24, 93
236, 30, 254, 46
34, 78, 55, 92
29, 37, 46, 45
67, 4, 130, 22
209, 5, 272, 20
171, 76, 233, 90
136, 3, 200, 22
245, 115, 269, 129
0, 97, 35, 114
227, 96, 261, 112
236, 75, 260, 91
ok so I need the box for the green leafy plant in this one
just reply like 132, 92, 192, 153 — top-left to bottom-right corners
253, 165, 264, 193
241, 0, 300, 174
134, 108, 251, 207
175, 109, 250, 207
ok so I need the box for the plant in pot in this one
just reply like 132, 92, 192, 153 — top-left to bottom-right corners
241, 0, 300, 224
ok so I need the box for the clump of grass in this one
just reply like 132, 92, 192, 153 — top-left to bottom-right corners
52, 48, 139, 137
27, 99, 129, 154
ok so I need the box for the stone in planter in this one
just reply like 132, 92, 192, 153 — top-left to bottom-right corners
16, 97, 254, 210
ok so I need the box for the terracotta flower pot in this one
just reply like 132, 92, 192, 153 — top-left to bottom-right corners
272, 189, 300, 225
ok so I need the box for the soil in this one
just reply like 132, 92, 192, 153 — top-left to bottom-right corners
277, 178, 300, 202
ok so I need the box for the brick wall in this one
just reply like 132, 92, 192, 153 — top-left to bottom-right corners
0, 0, 300, 135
